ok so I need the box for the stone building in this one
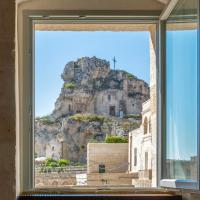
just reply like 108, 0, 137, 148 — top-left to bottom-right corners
128, 100, 153, 187
87, 143, 134, 186
128, 29, 157, 187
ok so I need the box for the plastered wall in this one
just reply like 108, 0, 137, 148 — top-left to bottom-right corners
0, 1, 15, 200
11, 0, 200, 199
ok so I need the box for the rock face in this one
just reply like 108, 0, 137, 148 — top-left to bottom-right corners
35, 57, 150, 163
52, 57, 149, 119
35, 120, 62, 160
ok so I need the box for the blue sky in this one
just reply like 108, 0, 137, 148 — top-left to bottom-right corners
35, 31, 150, 117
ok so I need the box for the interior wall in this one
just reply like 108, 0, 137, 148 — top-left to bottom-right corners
16, 0, 166, 11
0, 1, 15, 200
14, 0, 200, 199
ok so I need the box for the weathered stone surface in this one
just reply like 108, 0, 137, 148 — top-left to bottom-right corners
53, 56, 149, 119
35, 120, 62, 160
35, 57, 149, 163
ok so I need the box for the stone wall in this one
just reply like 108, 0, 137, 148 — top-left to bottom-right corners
35, 172, 77, 187
87, 173, 134, 186
87, 143, 128, 173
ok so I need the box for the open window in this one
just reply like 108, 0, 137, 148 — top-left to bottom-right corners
32, 21, 157, 189
160, 0, 199, 190
18, 0, 200, 194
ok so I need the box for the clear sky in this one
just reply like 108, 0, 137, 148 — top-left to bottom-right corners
35, 31, 150, 117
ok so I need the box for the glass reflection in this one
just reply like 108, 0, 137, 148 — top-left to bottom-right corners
165, 0, 197, 182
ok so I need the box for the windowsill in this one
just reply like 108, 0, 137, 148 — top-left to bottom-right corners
18, 193, 182, 200
18, 188, 183, 200
20, 187, 181, 195
160, 179, 197, 190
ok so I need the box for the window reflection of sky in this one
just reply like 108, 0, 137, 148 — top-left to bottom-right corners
166, 30, 197, 160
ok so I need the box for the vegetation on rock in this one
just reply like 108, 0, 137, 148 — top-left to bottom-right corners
45, 158, 71, 167
124, 114, 142, 120
37, 115, 55, 125
64, 82, 76, 89
105, 135, 128, 143
68, 113, 105, 123
123, 71, 134, 79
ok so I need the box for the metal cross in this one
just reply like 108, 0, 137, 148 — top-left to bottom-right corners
112, 56, 117, 70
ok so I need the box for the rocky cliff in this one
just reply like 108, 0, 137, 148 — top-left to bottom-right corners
35, 57, 150, 163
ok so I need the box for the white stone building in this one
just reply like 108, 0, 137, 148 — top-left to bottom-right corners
128, 100, 153, 187
128, 29, 157, 187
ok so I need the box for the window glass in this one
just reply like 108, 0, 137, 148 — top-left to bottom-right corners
165, 0, 197, 183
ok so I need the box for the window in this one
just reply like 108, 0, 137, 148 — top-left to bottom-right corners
109, 106, 116, 116
99, 164, 106, 173
143, 117, 148, 134
68, 104, 71, 112
149, 117, 152, 133
145, 152, 148, 170
162, 0, 198, 189
16, 9, 160, 190
33, 24, 156, 188
134, 148, 137, 167
16, 0, 200, 193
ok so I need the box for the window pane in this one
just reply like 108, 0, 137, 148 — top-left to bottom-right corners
165, 0, 197, 183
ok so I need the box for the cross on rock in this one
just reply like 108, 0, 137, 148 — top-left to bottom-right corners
112, 56, 117, 70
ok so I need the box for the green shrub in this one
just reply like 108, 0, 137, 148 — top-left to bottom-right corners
58, 159, 70, 166
45, 158, 71, 168
123, 114, 142, 120
39, 115, 54, 125
45, 158, 58, 167
64, 83, 76, 89
68, 114, 105, 123
50, 162, 59, 168
124, 71, 134, 79
105, 135, 128, 143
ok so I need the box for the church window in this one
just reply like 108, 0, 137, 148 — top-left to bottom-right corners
134, 148, 137, 166
145, 152, 148, 170
144, 117, 148, 134
149, 117, 152, 133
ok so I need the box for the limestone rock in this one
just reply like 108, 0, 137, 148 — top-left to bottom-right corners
35, 57, 150, 163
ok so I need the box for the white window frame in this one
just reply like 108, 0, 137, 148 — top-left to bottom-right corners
19, 3, 200, 192
159, 0, 200, 190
